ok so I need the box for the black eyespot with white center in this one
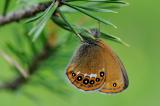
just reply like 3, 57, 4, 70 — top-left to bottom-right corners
77, 76, 83, 81
72, 72, 76, 77
96, 78, 100, 82
90, 80, 95, 84
113, 83, 117, 87
100, 72, 105, 77
83, 78, 89, 85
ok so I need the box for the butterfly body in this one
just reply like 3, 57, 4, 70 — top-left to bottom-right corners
66, 39, 128, 93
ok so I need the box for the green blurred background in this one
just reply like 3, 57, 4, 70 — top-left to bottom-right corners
0, 0, 160, 106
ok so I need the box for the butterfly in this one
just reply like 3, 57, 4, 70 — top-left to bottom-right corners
66, 30, 129, 93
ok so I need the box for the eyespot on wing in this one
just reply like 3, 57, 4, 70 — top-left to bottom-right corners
66, 65, 107, 91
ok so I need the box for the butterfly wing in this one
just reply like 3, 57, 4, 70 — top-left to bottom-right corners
97, 41, 129, 93
66, 40, 128, 93
66, 42, 107, 91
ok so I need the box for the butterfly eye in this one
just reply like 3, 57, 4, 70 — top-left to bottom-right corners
113, 83, 117, 87
96, 78, 100, 82
83, 78, 89, 85
100, 72, 105, 77
77, 76, 83, 81
90, 80, 95, 84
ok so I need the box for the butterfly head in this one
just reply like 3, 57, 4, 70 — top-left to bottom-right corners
90, 28, 101, 38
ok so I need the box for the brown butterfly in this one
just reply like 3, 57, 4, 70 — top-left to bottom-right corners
66, 30, 128, 93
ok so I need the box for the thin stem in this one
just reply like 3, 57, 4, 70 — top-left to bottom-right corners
0, 42, 56, 90
0, 50, 29, 78
58, 9, 84, 42
0, 1, 52, 26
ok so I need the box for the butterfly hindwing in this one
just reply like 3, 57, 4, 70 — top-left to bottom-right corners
97, 41, 129, 93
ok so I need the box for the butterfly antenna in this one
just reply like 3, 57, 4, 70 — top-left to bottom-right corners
98, 21, 101, 32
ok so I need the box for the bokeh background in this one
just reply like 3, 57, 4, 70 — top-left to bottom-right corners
0, 0, 160, 106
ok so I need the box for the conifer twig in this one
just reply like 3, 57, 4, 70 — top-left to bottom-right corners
0, 42, 56, 90
0, 1, 52, 26
0, 50, 28, 78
